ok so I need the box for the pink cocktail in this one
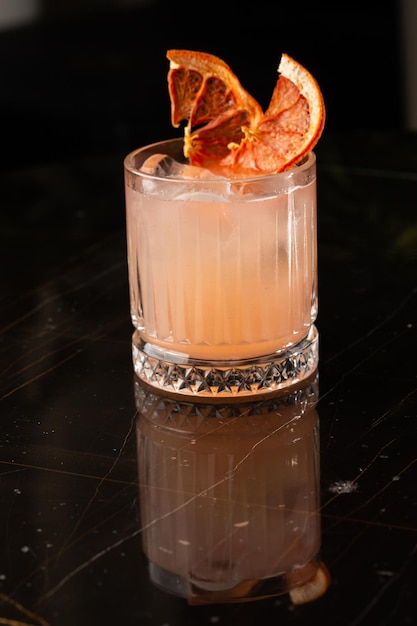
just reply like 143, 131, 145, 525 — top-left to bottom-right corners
124, 138, 318, 399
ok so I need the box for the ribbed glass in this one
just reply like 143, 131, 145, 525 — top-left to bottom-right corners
125, 139, 318, 398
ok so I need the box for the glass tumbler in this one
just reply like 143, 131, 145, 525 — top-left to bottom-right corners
124, 139, 318, 400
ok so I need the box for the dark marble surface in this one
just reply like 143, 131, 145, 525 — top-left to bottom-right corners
1, 126, 417, 624
1, 6, 417, 626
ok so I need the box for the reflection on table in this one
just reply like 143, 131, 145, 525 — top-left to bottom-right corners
135, 374, 330, 605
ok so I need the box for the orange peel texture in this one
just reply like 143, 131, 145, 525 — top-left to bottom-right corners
167, 49, 325, 177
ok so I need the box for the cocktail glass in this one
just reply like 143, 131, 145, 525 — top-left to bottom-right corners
124, 138, 318, 400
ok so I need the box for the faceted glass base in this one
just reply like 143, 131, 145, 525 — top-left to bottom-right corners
132, 326, 318, 401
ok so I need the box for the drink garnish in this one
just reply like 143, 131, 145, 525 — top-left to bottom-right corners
167, 49, 325, 177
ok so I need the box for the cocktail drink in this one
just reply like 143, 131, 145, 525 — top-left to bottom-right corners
135, 375, 329, 604
124, 50, 325, 399
125, 140, 317, 397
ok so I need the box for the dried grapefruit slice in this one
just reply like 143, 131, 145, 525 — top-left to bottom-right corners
167, 50, 325, 176
167, 49, 263, 167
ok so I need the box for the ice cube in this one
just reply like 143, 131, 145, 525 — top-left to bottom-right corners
140, 154, 224, 180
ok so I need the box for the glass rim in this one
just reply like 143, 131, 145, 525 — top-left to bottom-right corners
124, 137, 316, 184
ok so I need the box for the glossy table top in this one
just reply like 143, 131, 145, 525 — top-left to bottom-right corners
1, 127, 416, 625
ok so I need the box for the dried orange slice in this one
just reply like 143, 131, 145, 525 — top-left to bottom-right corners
167, 50, 263, 167
167, 49, 325, 176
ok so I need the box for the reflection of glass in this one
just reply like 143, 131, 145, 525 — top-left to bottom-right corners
135, 374, 329, 605
124, 138, 318, 400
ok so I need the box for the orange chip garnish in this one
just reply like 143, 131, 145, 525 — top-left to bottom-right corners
167, 49, 325, 177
